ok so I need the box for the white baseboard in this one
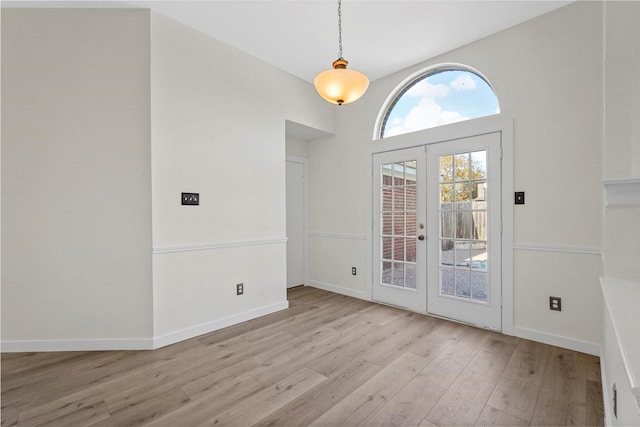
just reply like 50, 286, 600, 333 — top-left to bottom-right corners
306, 280, 370, 301
601, 346, 613, 427
1, 338, 154, 353
152, 300, 289, 349
1, 301, 289, 353
512, 326, 600, 356
305, 282, 601, 357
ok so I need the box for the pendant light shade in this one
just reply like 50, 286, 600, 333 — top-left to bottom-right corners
314, 0, 368, 105
314, 59, 369, 105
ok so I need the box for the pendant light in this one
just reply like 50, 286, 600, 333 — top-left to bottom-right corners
314, 0, 369, 105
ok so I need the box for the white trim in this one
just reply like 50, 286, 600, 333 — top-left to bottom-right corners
152, 300, 289, 349
286, 156, 309, 288
308, 231, 367, 240
1, 338, 154, 353
512, 326, 600, 356
601, 346, 614, 427
600, 276, 640, 401
306, 280, 370, 301
1, 301, 290, 352
603, 178, 640, 207
153, 237, 286, 254
513, 243, 601, 256
501, 120, 515, 336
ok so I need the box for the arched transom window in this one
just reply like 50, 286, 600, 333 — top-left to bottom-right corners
379, 67, 499, 139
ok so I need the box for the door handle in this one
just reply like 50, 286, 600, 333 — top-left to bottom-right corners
418, 235, 425, 241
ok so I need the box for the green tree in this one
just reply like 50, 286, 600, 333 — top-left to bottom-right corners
439, 154, 485, 202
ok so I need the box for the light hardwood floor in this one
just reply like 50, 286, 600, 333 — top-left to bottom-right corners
1, 286, 604, 426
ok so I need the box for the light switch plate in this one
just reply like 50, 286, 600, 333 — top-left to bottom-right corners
182, 193, 199, 205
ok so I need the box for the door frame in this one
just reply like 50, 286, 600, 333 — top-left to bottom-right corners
366, 114, 514, 334
286, 155, 309, 288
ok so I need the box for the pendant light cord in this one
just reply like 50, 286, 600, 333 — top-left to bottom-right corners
337, 0, 343, 59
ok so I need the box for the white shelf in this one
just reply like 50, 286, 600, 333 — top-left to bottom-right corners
603, 178, 640, 207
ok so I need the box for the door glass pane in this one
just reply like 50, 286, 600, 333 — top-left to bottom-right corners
393, 214, 405, 235
438, 150, 489, 304
440, 184, 453, 204
472, 181, 487, 202
382, 213, 392, 235
393, 262, 405, 286
393, 187, 405, 210
406, 213, 417, 236
471, 271, 488, 302
382, 237, 392, 259
440, 239, 454, 267
473, 212, 487, 241
394, 162, 405, 186
406, 238, 416, 262
455, 183, 469, 202
471, 151, 487, 179
406, 264, 416, 289
441, 268, 454, 296
379, 159, 418, 290
455, 269, 471, 298
455, 242, 469, 267
440, 212, 455, 238
393, 238, 405, 261
440, 155, 454, 182
455, 154, 469, 180
382, 163, 394, 184
382, 261, 392, 284
406, 186, 417, 210
456, 212, 472, 239
382, 187, 392, 211
406, 161, 417, 184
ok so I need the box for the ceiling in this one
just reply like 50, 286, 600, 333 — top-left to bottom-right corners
3, 1, 571, 83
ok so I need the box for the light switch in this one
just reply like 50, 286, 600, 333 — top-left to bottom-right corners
182, 193, 199, 205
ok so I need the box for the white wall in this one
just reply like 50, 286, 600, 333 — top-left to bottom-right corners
306, 1, 604, 352
150, 13, 332, 342
602, 0, 640, 282
1, 8, 333, 350
1, 9, 154, 348
600, 2, 640, 424
286, 136, 309, 159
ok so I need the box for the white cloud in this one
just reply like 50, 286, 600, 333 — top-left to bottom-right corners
385, 97, 469, 137
405, 80, 450, 98
450, 73, 476, 90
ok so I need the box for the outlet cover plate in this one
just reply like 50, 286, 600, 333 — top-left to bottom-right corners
182, 193, 199, 205
549, 296, 561, 311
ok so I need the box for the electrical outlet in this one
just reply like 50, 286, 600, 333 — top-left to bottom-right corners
236, 283, 244, 295
352, 267, 357, 276
181, 192, 199, 205
549, 296, 561, 311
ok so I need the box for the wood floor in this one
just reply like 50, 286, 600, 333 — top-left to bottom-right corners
1, 286, 604, 426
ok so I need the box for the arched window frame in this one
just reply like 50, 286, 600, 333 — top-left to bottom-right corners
373, 63, 500, 141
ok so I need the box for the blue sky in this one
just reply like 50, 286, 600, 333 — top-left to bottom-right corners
383, 70, 499, 138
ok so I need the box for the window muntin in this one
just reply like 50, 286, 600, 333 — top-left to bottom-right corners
380, 68, 499, 139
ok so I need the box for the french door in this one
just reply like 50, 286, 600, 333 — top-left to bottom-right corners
372, 146, 427, 312
372, 132, 502, 330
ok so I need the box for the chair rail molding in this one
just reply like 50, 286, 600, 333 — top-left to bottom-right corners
603, 178, 640, 207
